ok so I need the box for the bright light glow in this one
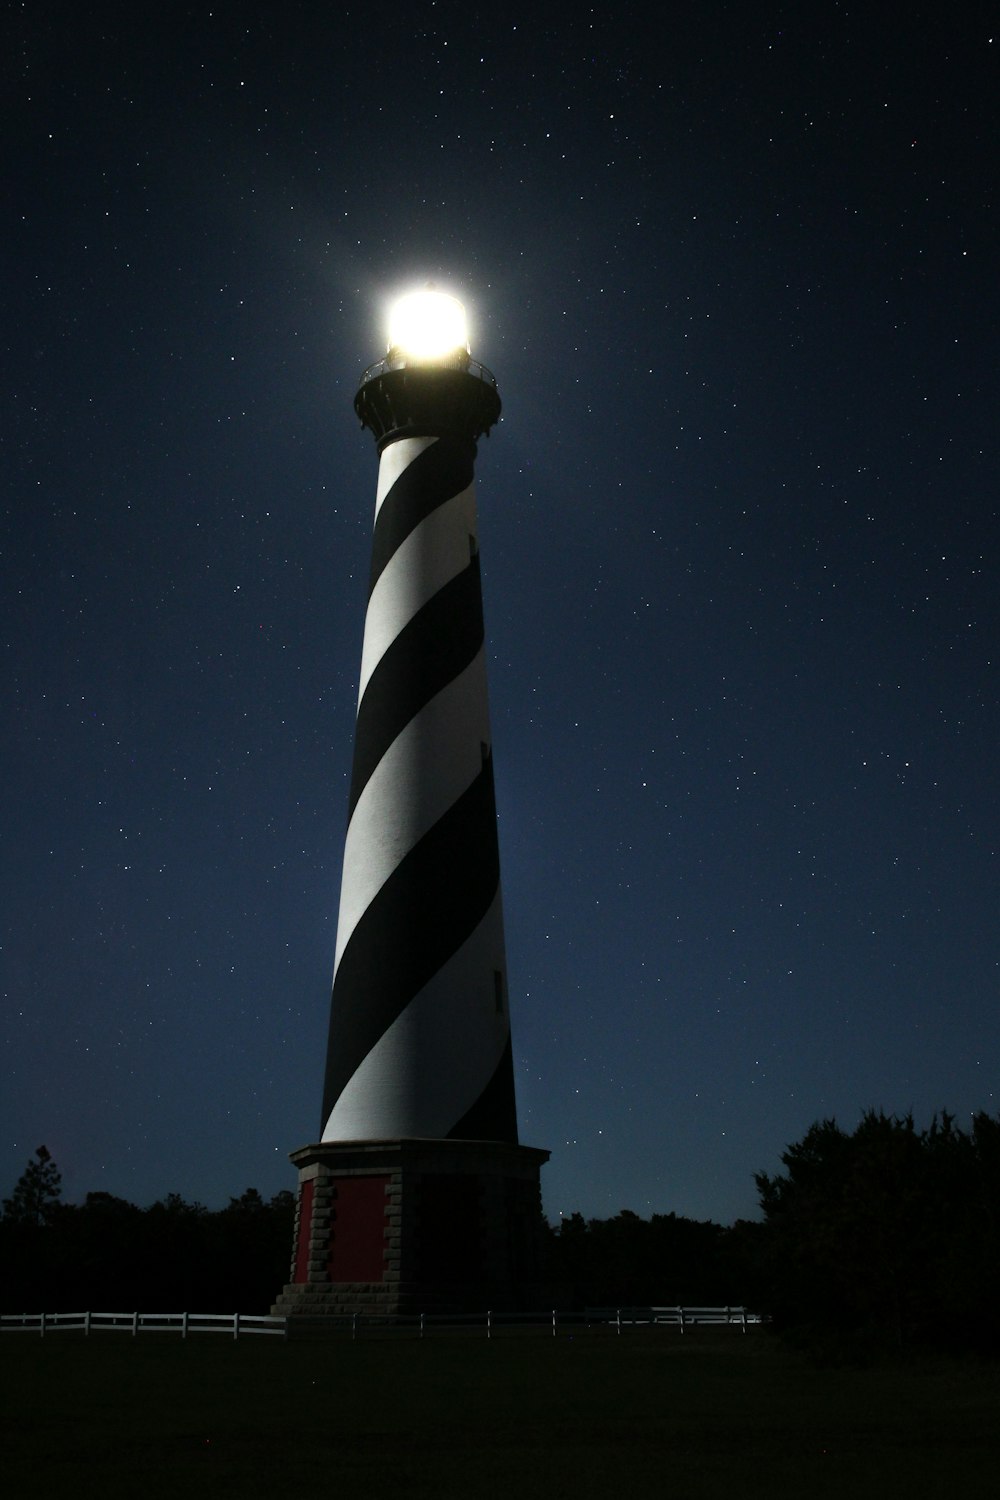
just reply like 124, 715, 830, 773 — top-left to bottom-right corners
388, 289, 469, 360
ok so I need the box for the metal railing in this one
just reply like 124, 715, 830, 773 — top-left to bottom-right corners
357, 354, 498, 388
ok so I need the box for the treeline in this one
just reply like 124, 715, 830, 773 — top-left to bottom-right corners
0, 1147, 759, 1317
753, 1109, 1000, 1358
5, 1109, 1000, 1357
543, 1209, 764, 1311
0, 1150, 294, 1313
541, 1109, 1000, 1356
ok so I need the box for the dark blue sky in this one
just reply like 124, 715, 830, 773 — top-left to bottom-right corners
4, 2, 997, 1225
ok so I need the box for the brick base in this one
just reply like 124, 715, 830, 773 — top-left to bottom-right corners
271, 1138, 549, 1318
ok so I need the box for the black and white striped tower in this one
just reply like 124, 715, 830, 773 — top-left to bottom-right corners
274, 291, 548, 1319
321, 290, 514, 1145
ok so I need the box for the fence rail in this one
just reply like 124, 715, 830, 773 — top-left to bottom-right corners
0, 1311, 287, 1339
0, 1306, 764, 1341
614, 1306, 760, 1331
324, 1306, 763, 1338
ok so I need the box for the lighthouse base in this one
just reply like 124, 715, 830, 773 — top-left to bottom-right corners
271, 1138, 550, 1320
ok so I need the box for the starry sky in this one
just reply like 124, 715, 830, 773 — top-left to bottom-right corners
4, 2, 997, 1227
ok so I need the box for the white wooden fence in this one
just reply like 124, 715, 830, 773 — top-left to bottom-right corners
0, 1311, 286, 1339
0, 1306, 763, 1340
581, 1305, 761, 1332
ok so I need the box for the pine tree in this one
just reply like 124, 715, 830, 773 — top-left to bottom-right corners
2, 1145, 63, 1226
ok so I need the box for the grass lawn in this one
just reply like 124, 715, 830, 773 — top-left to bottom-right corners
2, 1327, 998, 1498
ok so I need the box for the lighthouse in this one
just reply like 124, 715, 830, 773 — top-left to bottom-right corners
274, 290, 548, 1319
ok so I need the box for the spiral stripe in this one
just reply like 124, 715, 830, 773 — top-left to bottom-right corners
334, 649, 490, 974
323, 889, 513, 1140
348, 556, 484, 819
322, 753, 502, 1132
368, 436, 475, 592
358, 492, 476, 703
321, 429, 517, 1144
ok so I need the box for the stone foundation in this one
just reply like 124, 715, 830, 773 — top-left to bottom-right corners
272, 1138, 549, 1319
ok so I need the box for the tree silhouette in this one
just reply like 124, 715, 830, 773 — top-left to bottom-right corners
2, 1145, 62, 1227
755, 1109, 1000, 1356
546, 1206, 731, 1307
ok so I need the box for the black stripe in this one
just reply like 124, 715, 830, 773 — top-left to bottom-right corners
447, 1033, 518, 1144
348, 555, 484, 818
322, 756, 501, 1131
369, 436, 475, 599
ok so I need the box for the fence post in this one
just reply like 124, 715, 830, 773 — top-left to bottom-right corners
84, 1310, 91, 1338
741, 1308, 747, 1334
419, 1312, 425, 1340
487, 1309, 491, 1340
551, 1308, 556, 1338
678, 1306, 685, 1335
233, 1313, 240, 1341
616, 1308, 621, 1336
40, 1312, 45, 1340
132, 1311, 138, 1338
181, 1311, 188, 1340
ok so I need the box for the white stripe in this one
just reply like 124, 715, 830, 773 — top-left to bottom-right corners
333, 648, 491, 974
373, 434, 437, 516
358, 485, 478, 705
322, 891, 510, 1141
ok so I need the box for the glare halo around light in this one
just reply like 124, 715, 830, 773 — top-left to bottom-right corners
387, 289, 469, 359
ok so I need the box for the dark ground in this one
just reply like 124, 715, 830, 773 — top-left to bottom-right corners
2, 1327, 998, 1498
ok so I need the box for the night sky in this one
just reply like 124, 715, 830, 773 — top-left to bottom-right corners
5, 2, 997, 1227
